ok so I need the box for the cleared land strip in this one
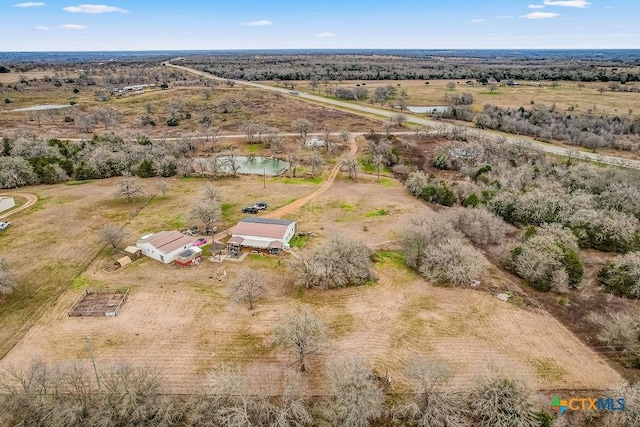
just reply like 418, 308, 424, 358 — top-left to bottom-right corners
167, 62, 640, 170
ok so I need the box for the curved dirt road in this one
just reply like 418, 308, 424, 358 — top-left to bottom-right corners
264, 135, 358, 219
0, 192, 37, 220
167, 62, 640, 171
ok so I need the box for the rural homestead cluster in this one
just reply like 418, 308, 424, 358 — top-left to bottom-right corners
1, 48, 640, 427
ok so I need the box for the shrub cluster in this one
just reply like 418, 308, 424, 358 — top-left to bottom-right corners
507, 224, 584, 292
598, 252, 640, 298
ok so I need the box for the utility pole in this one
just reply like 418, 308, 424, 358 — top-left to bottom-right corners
86, 336, 101, 389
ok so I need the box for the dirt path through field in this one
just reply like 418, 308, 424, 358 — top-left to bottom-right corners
264, 136, 358, 219
0, 192, 37, 220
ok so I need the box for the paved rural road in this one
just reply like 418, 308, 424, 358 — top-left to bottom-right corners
167, 62, 640, 170
0, 192, 37, 220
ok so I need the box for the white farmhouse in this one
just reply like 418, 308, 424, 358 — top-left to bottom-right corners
228, 218, 297, 255
136, 230, 194, 263
0, 197, 15, 213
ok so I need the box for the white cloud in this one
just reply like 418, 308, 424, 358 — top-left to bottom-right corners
470, 18, 484, 23
314, 32, 336, 37
59, 24, 87, 29
34, 25, 50, 30
496, 15, 514, 19
521, 12, 560, 19
528, 4, 545, 8
63, 4, 128, 14
543, 0, 589, 7
243, 20, 272, 27
14, 2, 45, 7
606, 33, 635, 37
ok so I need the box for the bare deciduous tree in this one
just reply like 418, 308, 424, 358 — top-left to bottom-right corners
229, 271, 267, 310
290, 232, 373, 290
470, 376, 538, 427
341, 153, 359, 180
592, 310, 640, 366
94, 106, 121, 130
222, 151, 241, 176
101, 224, 125, 249
308, 150, 324, 176
191, 184, 221, 237
274, 308, 327, 372
390, 113, 407, 127
156, 180, 169, 197
0, 257, 16, 296
113, 174, 146, 203
399, 357, 469, 427
401, 216, 488, 286
452, 208, 507, 246
292, 119, 312, 139
325, 357, 386, 427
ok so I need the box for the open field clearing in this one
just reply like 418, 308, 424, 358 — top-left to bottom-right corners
288, 79, 640, 118
0, 175, 319, 360
0, 84, 382, 139
0, 174, 624, 394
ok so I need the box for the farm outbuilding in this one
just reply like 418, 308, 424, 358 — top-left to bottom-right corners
305, 138, 326, 147
136, 230, 193, 264
124, 246, 142, 260
228, 217, 296, 255
174, 247, 203, 267
116, 256, 132, 268
0, 197, 15, 213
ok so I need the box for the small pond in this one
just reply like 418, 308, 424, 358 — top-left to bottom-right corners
202, 156, 289, 176
10, 104, 74, 112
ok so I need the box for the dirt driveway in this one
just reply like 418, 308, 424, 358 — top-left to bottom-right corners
0, 193, 37, 220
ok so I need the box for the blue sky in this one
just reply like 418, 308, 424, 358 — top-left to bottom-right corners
0, 0, 638, 51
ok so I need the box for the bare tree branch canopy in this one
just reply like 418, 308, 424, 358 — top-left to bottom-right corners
155, 180, 169, 197
221, 151, 241, 176
325, 357, 385, 427
274, 308, 327, 372
292, 118, 312, 139
307, 150, 324, 176
341, 153, 359, 181
113, 174, 146, 203
289, 232, 373, 289
0, 257, 16, 296
229, 271, 267, 310
190, 184, 221, 236
401, 216, 489, 286
100, 224, 125, 249
400, 357, 469, 427
470, 377, 538, 427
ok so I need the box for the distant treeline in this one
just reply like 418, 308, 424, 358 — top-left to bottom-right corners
184, 54, 640, 82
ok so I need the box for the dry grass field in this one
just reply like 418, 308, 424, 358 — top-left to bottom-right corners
0, 83, 382, 140
292, 79, 640, 118
0, 173, 625, 395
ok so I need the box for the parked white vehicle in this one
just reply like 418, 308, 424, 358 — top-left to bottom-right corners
0, 221, 11, 231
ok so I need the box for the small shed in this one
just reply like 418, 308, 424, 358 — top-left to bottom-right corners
174, 247, 203, 267
116, 256, 132, 268
124, 246, 142, 260
0, 197, 15, 213
305, 138, 326, 147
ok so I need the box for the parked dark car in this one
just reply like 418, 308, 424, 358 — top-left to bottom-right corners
253, 202, 268, 210
242, 206, 259, 214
